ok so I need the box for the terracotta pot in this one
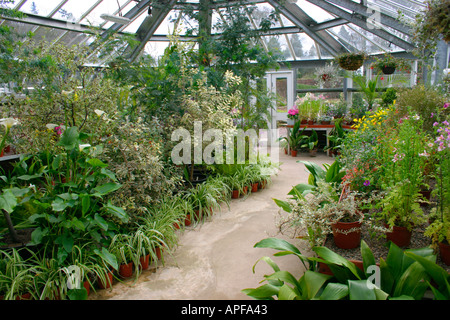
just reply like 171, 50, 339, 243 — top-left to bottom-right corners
242, 186, 248, 195
251, 182, 258, 193
331, 220, 362, 249
291, 150, 298, 157
98, 271, 113, 289
184, 214, 192, 226
15, 292, 32, 300
439, 242, 450, 266
318, 262, 333, 275
301, 119, 308, 124
232, 189, 240, 199
309, 149, 317, 157
83, 280, 91, 296
155, 246, 162, 260
307, 120, 314, 125
284, 148, 288, 154
119, 262, 133, 278
139, 254, 150, 270
386, 225, 412, 247
259, 180, 267, 190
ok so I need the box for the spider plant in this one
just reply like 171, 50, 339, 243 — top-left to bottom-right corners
0, 248, 35, 300
132, 227, 165, 269
30, 254, 69, 300
109, 233, 141, 281
223, 173, 246, 198
144, 202, 180, 249
183, 183, 220, 221
205, 175, 231, 208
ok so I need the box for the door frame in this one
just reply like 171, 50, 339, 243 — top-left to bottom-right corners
265, 70, 295, 130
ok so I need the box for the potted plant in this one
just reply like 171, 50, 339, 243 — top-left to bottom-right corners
373, 182, 426, 247
335, 52, 366, 71
325, 118, 346, 156
287, 106, 299, 125
329, 187, 365, 249
371, 53, 410, 75
280, 120, 308, 157
412, 0, 450, 46
109, 233, 138, 279
315, 62, 341, 88
301, 129, 318, 157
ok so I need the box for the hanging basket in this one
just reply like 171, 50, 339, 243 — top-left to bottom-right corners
337, 54, 365, 71
381, 66, 396, 75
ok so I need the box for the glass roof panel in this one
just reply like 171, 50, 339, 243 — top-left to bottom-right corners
20, 0, 66, 17
52, 0, 99, 22
291, 0, 335, 23
1, 0, 426, 63
80, 0, 130, 27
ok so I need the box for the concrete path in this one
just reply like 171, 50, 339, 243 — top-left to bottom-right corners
89, 150, 334, 300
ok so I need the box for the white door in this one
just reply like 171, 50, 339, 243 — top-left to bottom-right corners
265, 71, 294, 130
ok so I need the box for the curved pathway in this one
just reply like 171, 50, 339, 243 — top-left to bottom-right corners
89, 150, 333, 300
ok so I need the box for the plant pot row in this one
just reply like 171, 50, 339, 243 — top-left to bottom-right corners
97, 247, 163, 290
290, 149, 318, 157
231, 181, 267, 199
331, 220, 450, 266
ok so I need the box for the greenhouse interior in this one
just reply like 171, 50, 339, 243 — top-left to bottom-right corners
0, 0, 449, 302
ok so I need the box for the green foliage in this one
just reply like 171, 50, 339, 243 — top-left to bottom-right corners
13, 127, 129, 265
352, 75, 380, 109
243, 238, 441, 300
381, 88, 397, 107
280, 120, 308, 150
396, 85, 447, 132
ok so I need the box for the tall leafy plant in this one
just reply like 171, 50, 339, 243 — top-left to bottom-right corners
27, 127, 128, 264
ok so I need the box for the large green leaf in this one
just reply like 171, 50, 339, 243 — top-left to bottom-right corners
103, 202, 129, 223
87, 158, 108, 168
320, 283, 349, 300
348, 280, 384, 300
379, 258, 395, 295
287, 183, 315, 197
242, 284, 278, 300
313, 246, 362, 279
0, 189, 18, 213
272, 199, 292, 213
392, 261, 429, 299
58, 126, 79, 150
92, 183, 122, 196
253, 237, 308, 267
405, 251, 450, 299
278, 284, 300, 300
80, 194, 90, 216
361, 240, 376, 277
68, 288, 88, 300
299, 270, 331, 299
94, 247, 118, 271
